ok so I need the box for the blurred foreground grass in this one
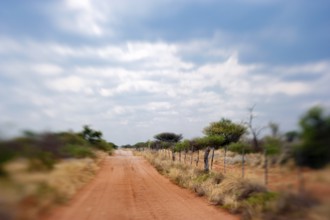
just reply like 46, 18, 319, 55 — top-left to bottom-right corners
0, 127, 114, 220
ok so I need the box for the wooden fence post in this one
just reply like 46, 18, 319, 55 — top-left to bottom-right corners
210, 148, 215, 170
196, 150, 199, 167
264, 148, 268, 186
242, 147, 245, 178
224, 146, 227, 174
184, 150, 187, 164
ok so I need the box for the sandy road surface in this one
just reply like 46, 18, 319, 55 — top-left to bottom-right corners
44, 150, 238, 220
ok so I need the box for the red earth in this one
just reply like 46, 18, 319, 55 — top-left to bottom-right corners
42, 150, 238, 220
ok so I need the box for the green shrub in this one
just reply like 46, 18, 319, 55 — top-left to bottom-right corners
0, 143, 16, 175
29, 151, 56, 170
194, 172, 211, 183
93, 140, 113, 152
295, 106, 330, 169
228, 142, 252, 154
245, 191, 278, 209
57, 132, 88, 146
263, 137, 282, 155
61, 145, 95, 158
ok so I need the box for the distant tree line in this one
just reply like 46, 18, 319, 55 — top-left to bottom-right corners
129, 105, 330, 170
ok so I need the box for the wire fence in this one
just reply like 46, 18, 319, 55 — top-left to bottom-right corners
155, 149, 302, 192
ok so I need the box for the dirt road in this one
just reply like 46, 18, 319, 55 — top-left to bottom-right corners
43, 150, 238, 220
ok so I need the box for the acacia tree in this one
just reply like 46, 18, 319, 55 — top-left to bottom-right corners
204, 118, 246, 145
203, 118, 246, 172
154, 132, 183, 161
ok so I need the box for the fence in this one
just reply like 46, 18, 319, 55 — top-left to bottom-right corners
155, 149, 303, 192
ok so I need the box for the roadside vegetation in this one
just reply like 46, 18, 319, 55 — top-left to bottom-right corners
130, 105, 330, 220
0, 125, 116, 220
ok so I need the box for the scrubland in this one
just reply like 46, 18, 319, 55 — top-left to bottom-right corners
0, 126, 114, 220
137, 150, 330, 220
0, 151, 107, 220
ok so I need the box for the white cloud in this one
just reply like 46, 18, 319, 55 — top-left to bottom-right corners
1, 37, 329, 144
46, 76, 89, 93
32, 63, 63, 76
57, 0, 106, 36
146, 102, 172, 111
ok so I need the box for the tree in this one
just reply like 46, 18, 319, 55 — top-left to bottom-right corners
154, 132, 183, 161
154, 132, 183, 143
203, 118, 246, 146
246, 105, 265, 152
80, 125, 103, 144
134, 142, 148, 151
295, 106, 330, 169
204, 119, 245, 172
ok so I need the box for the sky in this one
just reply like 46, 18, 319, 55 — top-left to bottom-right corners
0, 0, 329, 145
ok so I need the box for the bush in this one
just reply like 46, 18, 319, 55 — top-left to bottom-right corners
93, 140, 113, 152
263, 136, 282, 155
57, 132, 88, 146
295, 106, 330, 169
61, 145, 95, 158
0, 144, 16, 175
228, 142, 252, 154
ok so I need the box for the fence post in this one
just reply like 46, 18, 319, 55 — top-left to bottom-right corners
264, 148, 268, 186
184, 150, 187, 164
224, 146, 227, 174
196, 150, 199, 167
210, 148, 215, 170
242, 147, 245, 178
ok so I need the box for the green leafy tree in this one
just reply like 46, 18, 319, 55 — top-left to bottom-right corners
295, 106, 330, 169
80, 125, 103, 144
203, 118, 246, 145
204, 118, 246, 172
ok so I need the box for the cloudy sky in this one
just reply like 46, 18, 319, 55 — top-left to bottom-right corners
0, 0, 329, 145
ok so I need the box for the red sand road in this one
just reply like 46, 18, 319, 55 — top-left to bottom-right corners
43, 150, 238, 220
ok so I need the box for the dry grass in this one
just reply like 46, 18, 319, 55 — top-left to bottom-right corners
139, 149, 322, 220
0, 150, 108, 220
308, 200, 330, 220
140, 150, 267, 214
